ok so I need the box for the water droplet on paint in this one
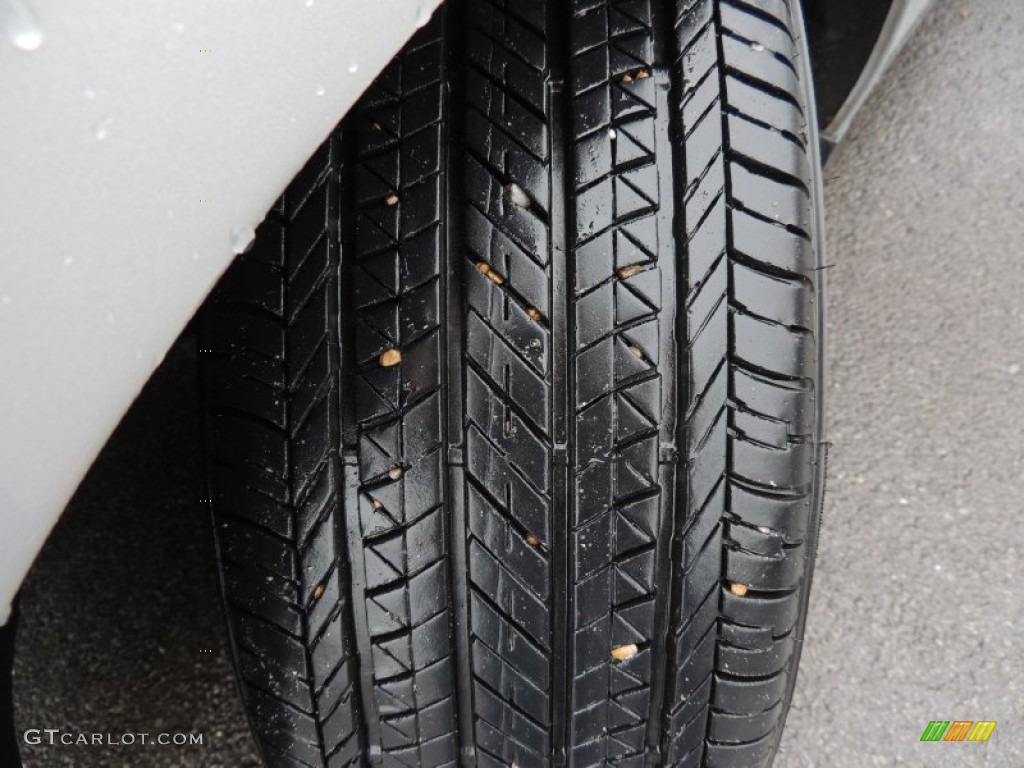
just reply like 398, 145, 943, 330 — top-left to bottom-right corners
94, 117, 113, 140
84, 86, 96, 99
414, 1, 432, 27
3, 0, 44, 51
347, 58, 358, 74
62, 255, 74, 265
316, 85, 325, 96
230, 224, 256, 254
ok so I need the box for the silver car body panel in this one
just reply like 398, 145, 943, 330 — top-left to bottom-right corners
0, 0, 442, 625
0, 0, 929, 625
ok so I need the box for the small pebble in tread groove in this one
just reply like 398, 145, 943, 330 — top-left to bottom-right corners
384, 193, 399, 206
229, 225, 256, 255
525, 533, 541, 548
611, 644, 638, 661
372, 499, 384, 510
312, 584, 325, 600
379, 348, 402, 367
527, 307, 542, 321
505, 182, 531, 208
487, 269, 505, 285
617, 264, 644, 279
730, 583, 749, 597
388, 467, 403, 481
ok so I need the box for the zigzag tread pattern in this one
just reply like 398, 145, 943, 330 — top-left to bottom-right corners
202, 1, 823, 766
568, 2, 673, 767
206, 133, 363, 766
348, 20, 459, 768
661, 1, 818, 767
460, 1, 556, 766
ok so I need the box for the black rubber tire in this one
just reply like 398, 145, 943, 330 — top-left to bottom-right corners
202, 0, 826, 766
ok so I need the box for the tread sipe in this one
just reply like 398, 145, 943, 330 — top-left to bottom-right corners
202, 0, 826, 766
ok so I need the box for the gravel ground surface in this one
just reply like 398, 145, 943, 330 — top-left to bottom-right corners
12, 345, 263, 768
11, 1, 1024, 765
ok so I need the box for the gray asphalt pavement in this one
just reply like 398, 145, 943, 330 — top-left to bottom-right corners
12, 1, 1024, 766
779, 2, 1024, 765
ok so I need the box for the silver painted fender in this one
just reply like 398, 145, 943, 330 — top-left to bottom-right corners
0, 0, 441, 625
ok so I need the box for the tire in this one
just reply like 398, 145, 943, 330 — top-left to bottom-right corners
202, 0, 826, 766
